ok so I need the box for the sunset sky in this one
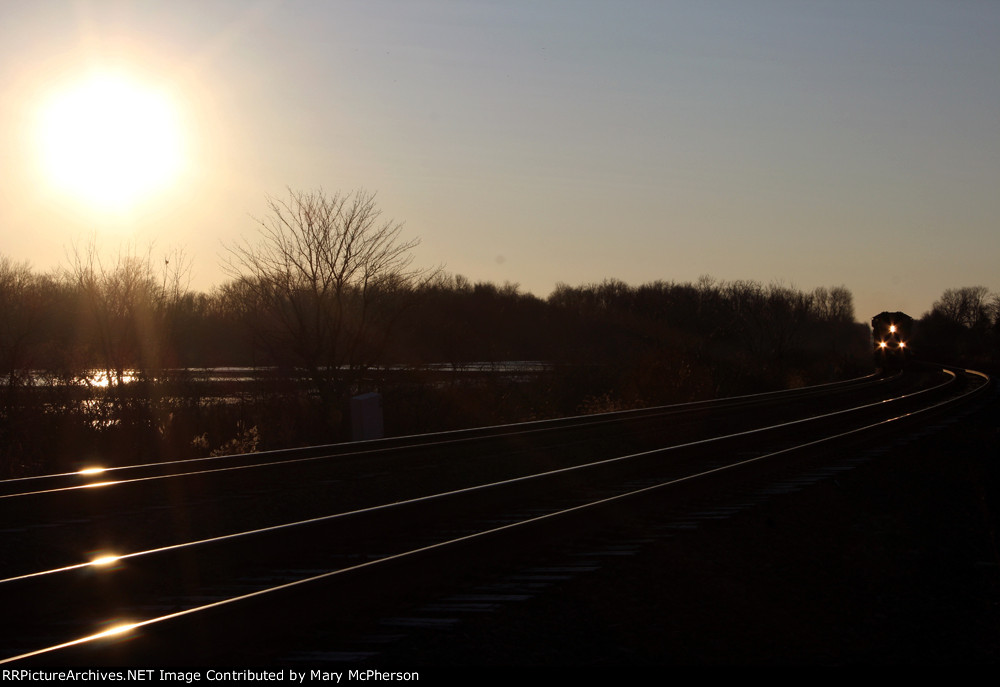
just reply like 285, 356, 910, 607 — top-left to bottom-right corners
2, 0, 997, 322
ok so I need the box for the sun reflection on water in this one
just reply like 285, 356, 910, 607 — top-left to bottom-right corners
86, 371, 137, 388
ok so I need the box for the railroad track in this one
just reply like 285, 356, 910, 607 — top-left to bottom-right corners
0, 365, 989, 665
0, 371, 900, 574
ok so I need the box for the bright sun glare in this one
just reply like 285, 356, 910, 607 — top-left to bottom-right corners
36, 71, 183, 211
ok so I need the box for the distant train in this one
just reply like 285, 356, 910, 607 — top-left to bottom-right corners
871, 311, 913, 370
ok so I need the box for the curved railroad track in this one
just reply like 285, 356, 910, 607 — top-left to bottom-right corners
0, 365, 989, 665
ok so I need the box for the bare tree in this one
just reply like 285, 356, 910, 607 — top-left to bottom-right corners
932, 286, 992, 329
0, 257, 47, 389
811, 285, 854, 323
65, 240, 190, 385
224, 189, 436, 408
827, 285, 855, 323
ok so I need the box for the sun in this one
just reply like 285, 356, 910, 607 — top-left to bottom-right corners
36, 70, 184, 212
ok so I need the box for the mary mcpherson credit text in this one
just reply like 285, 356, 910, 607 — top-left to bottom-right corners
2, 670, 419, 683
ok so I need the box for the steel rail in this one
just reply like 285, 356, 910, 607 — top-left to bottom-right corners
0, 367, 986, 665
0, 369, 950, 587
0, 371, 884, 498
0, 370, 908, 583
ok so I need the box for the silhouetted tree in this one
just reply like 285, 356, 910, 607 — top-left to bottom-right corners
67, 242, 173, 384
0, 257, 47, 389
225, 189, 436, 411
932, 286, 992, 330
812, 285, 855, 323
920, 286, 999, 362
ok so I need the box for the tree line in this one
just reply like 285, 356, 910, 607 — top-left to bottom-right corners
0, 253, 867, 402
918, 286, 1000, 364
2, 188, 994, 476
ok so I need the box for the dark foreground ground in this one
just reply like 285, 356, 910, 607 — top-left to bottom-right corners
367, 384, 1000, 666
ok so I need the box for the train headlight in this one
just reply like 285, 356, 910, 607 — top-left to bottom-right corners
889, 325, 897, 333
878, 341, 887, 349
898, 341, 906, 349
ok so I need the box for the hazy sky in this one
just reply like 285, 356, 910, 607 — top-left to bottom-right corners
2, 0, 997, 321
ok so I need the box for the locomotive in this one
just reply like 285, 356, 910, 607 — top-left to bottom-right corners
871, 311, 913, 370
